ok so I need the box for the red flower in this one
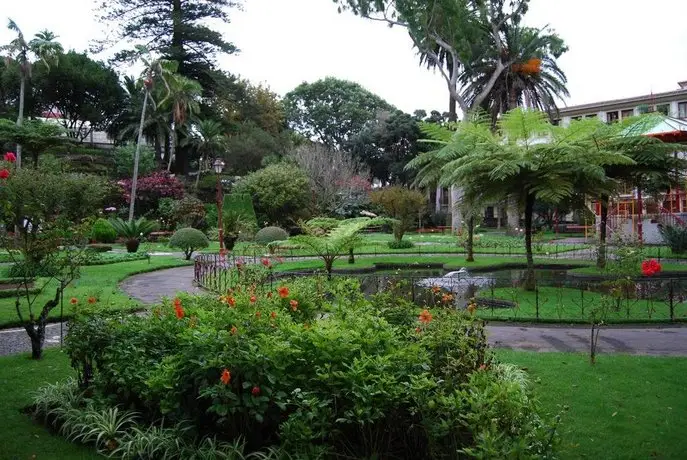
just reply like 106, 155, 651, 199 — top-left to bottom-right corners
251, 386, 261, 396
4, 152, 16, 163
270, 311, 277, 319
0, 169, 10, 180
278, 286, 289, 298
419, 309, 433, 324
290, 299, 299, 311
173, 298, 184, 319
87, 296, 97, 304
642, 259, 662, 276
479, 364, 487, 371
69, 297, 78, 305
220, 369, 231, 385
261, 257, 272, 268
415, 327, 421, 334
230, 326, 238, 335
227, 296, 236, 307
266, 292, 273, 298
255, 311, 262, 318
250, 295, 257, 303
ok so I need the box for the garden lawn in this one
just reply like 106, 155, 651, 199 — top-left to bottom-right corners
0, 256, 192, 328
570, 262, 687, 276
495, 350, 687, 460
0, 349, 100, 460
2, 350, 685, 460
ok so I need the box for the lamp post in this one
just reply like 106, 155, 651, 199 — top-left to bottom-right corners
214, 158, 226, 253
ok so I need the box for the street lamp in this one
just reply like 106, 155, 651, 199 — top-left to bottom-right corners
213, 158, 226, 253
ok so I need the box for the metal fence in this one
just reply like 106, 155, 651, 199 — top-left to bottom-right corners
194, 254, 687, 323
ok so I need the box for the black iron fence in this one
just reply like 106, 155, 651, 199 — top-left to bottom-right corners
194, 254, 687, 323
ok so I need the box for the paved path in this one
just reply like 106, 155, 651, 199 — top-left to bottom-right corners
3, 265, 687, 357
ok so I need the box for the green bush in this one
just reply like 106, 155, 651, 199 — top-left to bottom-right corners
387, 239, 414, 249
90, 218, 117, 244
86, 244, 113, 253
63, 277, 557, 459
169, 227, 210, 260
223, 193, 258, 232
112, 144, 156, 179
659, 225, 687, 254
254, 226, 289, 245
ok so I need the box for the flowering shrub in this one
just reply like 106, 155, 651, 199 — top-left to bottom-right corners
641, 259, 662, 276
63, 278, 558, 458
117, 171, 184, 216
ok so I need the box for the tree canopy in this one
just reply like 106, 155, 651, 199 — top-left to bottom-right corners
283, 77, 394, 150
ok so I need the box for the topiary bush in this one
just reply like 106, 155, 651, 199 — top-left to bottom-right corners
62, 278, 558, 459
90, 218, 117, 244
169, 227, 210, 260
387, 239, 414, 249
254, 226, 289, 245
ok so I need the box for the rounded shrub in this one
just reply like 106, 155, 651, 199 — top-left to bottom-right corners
254, 226, 289, 245
169, 227, 210, 260
90, 218, 117, 244
387, 239, 414, 249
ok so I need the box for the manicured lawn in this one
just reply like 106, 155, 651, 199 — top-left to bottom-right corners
0, 350, 100, 460
0, 256, 192, 327
2, 349, 685, 459
570, 262, 687, 276
496, 350, 687, 460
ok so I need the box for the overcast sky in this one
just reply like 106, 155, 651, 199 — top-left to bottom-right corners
2, 0, 686, 114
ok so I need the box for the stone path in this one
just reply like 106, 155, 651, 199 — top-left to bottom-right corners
2, 265, 687, 357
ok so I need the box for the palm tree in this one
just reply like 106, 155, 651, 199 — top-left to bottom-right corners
411, 109, 635, 290
161, 69, 202, 171
1, 21, 62, 167
183, 119, 228, 188
459, 25, 569, 125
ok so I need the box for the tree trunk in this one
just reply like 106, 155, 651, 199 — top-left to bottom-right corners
348, 247, 355, 264
29, 328, 44, 360
324, 258, 334, 280
129, 91, 149, 222
524, 194, 536, 291
448, 96, 457, 122
597, 195, 609, 269
636, 182, 644, 245
171, 0, 184, 75
465, 216, 475, 262
167, 121, 176, 172
16, 74, 25, 169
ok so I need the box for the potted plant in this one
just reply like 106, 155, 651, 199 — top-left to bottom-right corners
110, 217, 159, 253
222, 211, 250, 250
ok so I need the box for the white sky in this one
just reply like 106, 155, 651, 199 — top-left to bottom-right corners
2, 0, 686, 114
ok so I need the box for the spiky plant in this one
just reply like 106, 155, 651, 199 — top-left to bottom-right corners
109, 217, 158, 253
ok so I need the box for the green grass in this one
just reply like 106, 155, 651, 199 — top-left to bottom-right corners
495, 350, 687, 460
570, 262, 687, 276
0, 350, 100, 460
1, 349, 684, 459
0, 256, 192, 328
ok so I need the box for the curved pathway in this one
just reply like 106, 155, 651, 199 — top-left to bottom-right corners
2, 266, 687, 357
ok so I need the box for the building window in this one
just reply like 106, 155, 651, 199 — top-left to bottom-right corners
656, 104, 669, 116
606, 111, 619, 123
679, 102, 687, 119
621, 109, 634, 119
585, 114, 597, 119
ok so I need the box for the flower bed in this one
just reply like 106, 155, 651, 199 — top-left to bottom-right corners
44, 277, 558, 458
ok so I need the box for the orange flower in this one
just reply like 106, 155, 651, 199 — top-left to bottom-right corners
174, 304, 185, 319
419, 309, 433, 324
227, 296, 236, 307
441, 293, 454, 304
290, 299, 299, 311
270, 311, 277, 319
70, 297, 78, 305
255, 311, 262, 318
173, 297, 182, 308
220, 369, 231, 385
87, 296, 97, 304
266, 292, 273, 298
278, 286, 289, 298
431, 285, 441, 294
250, 295, 257, 303
230, 325, 238, 335
415, 327, 421, 334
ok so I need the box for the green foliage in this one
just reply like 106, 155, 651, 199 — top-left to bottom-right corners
254, 226, 289, 245
109, 217, 158, 240
169, 227, 210, 260
224, 193, 258, 230
387, 239, 414, 249
90, 218, 117, 244
0, 118, 68, 167
660, 225, 687, 254
112, 144, 156, 178
86, 244, 113, 253
172, 195, 207, 230
233, 163, 310, 226
283, 77, 394, 150
370, 186, 426, 242
63, 279, 556, 458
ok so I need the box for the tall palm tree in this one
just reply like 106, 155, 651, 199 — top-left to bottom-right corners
0, 21, 62, 167
182, 119, 228, 188
459, 25, 569, 125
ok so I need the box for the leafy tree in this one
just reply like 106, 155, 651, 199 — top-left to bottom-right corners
233, 163, 311, 226
162, 71, 203, 171
370, 187, 426, 242
0, 118, 67, 167
182, 119, 227, 187
118, 171, 185, 218
283, 77, 393, 150
349, 110, 421, 185
410, 109, 634, 289
169, 227, 209, 259
291, 217, 389, 277
1, 21, 62, 167
32, 51, 126, 142
95, 0, 238, 90
112, 144, 157, 178
224, 122, 291, 175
